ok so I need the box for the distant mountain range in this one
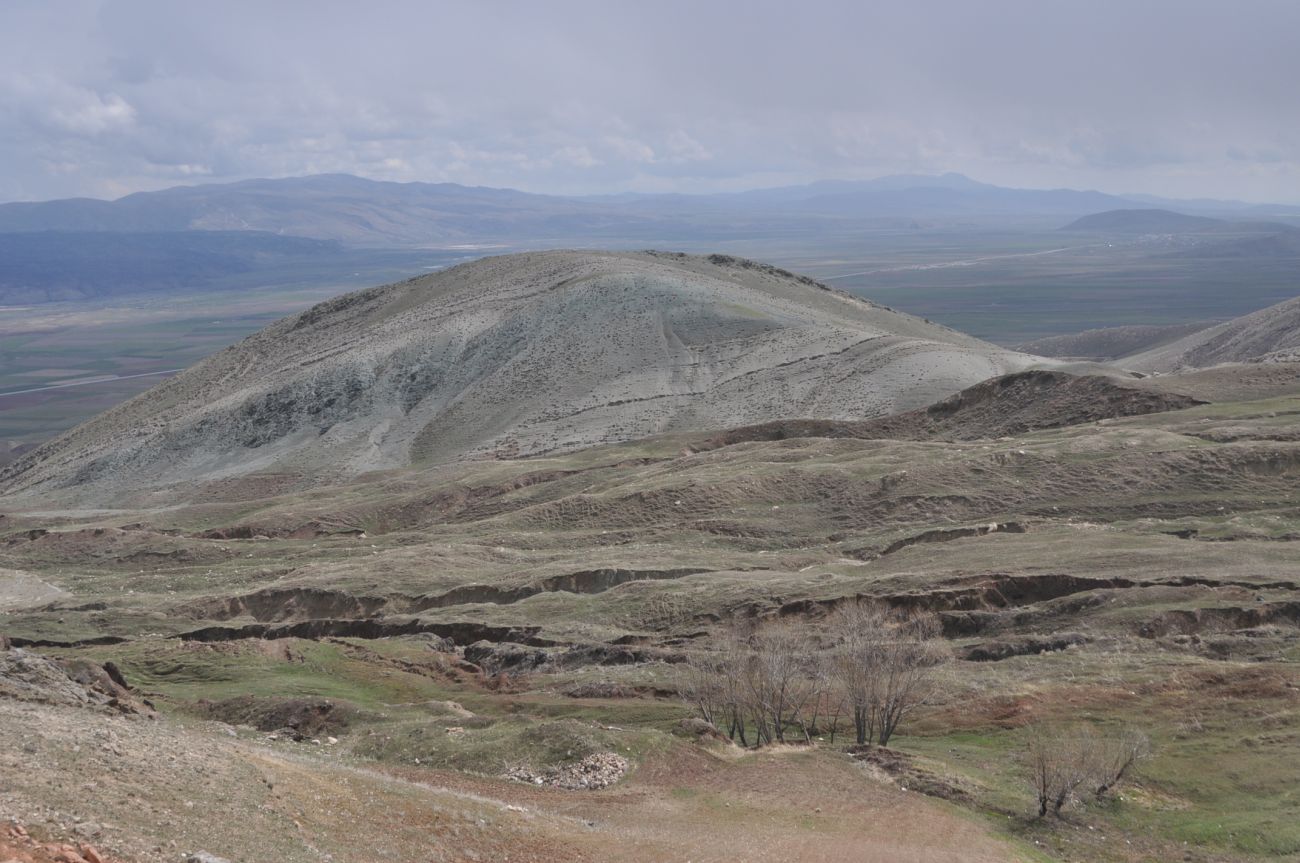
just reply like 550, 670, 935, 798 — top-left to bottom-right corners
585, 173, 1135, 218
0, 174, 635, 247
4, 172, 1298, 248
3, 173, 1299, 306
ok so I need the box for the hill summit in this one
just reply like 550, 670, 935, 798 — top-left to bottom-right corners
0, 250, 1038, 505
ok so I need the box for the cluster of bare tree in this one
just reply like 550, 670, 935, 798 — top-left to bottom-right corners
678, 604, 946, 748
1025, 723, 1151, 818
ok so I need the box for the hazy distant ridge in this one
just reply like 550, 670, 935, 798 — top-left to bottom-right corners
2, 173, 1275, 248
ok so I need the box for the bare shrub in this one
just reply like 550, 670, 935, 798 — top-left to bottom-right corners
740, 623, 820, 745
1025, 723, 1152, 817
1092, 727, 1151, 800
825, 604, 946, 746
678, 621, 829, 747
1026, 724, 1097, 817
679, 606, 944, 749
678, 633, 753, 745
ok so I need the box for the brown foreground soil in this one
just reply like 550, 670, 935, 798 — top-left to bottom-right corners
380, 744, 1016, 863
1, 822, 124, 863
0, 696, 1026, 863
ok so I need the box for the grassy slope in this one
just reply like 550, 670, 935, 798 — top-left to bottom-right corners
2, 379, 1299, 862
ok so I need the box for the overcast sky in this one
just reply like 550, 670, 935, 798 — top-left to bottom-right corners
1, 0, 1297, 203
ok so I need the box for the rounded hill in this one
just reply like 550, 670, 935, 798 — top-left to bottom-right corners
1, 250, 1038, 505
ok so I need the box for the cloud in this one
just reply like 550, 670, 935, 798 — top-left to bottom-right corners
41, 86, 135, 136
553, 145, 600, 169
665, 131, 711, 164
601, 136, 657, 164
0, 0, 1297, 202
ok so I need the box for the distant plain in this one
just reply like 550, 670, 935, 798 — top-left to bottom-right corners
4, 218, 1298, 457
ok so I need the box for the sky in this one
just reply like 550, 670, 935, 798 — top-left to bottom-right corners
1, 0, 1298, 204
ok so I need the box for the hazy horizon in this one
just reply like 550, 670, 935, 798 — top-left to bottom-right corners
2, 0, 1298, 204
4, 168, 1298, 210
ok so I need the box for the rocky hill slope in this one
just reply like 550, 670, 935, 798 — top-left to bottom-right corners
1014, 322, 1216, 361
692, 369, 1205, 449
0, 250, 1039, 505
1123, 294, 1300, 371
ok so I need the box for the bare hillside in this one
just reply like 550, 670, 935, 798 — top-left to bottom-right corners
1124, 294, 1300, 371
692, 369, 1204, 449
0, 250, 1038, 505
1014, 322, 1216, 361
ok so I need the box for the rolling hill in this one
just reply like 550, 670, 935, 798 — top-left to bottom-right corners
3, 251, 1300, 863
1167, 230, 1300, 259
1061, 208, 1225, 233
0, 250, 1040, 505
1062, 208, 1299, 236
1123, 293, 1300, 371
1013, 322, 1219, 361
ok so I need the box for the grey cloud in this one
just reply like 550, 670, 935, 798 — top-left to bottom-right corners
1, 0, 1297, 202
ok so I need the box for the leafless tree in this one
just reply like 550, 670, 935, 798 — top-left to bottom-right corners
679, 620, 828, 747
827, 603, 885, 746
739, 623, 819, 745
825, 604, 946, 746
714, 635, 752, 746
871, 609, 944, 746
678, 650, 724, 728
804, 654, 847, 744
678, 634, 748, 745
679, 610, 942, 749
